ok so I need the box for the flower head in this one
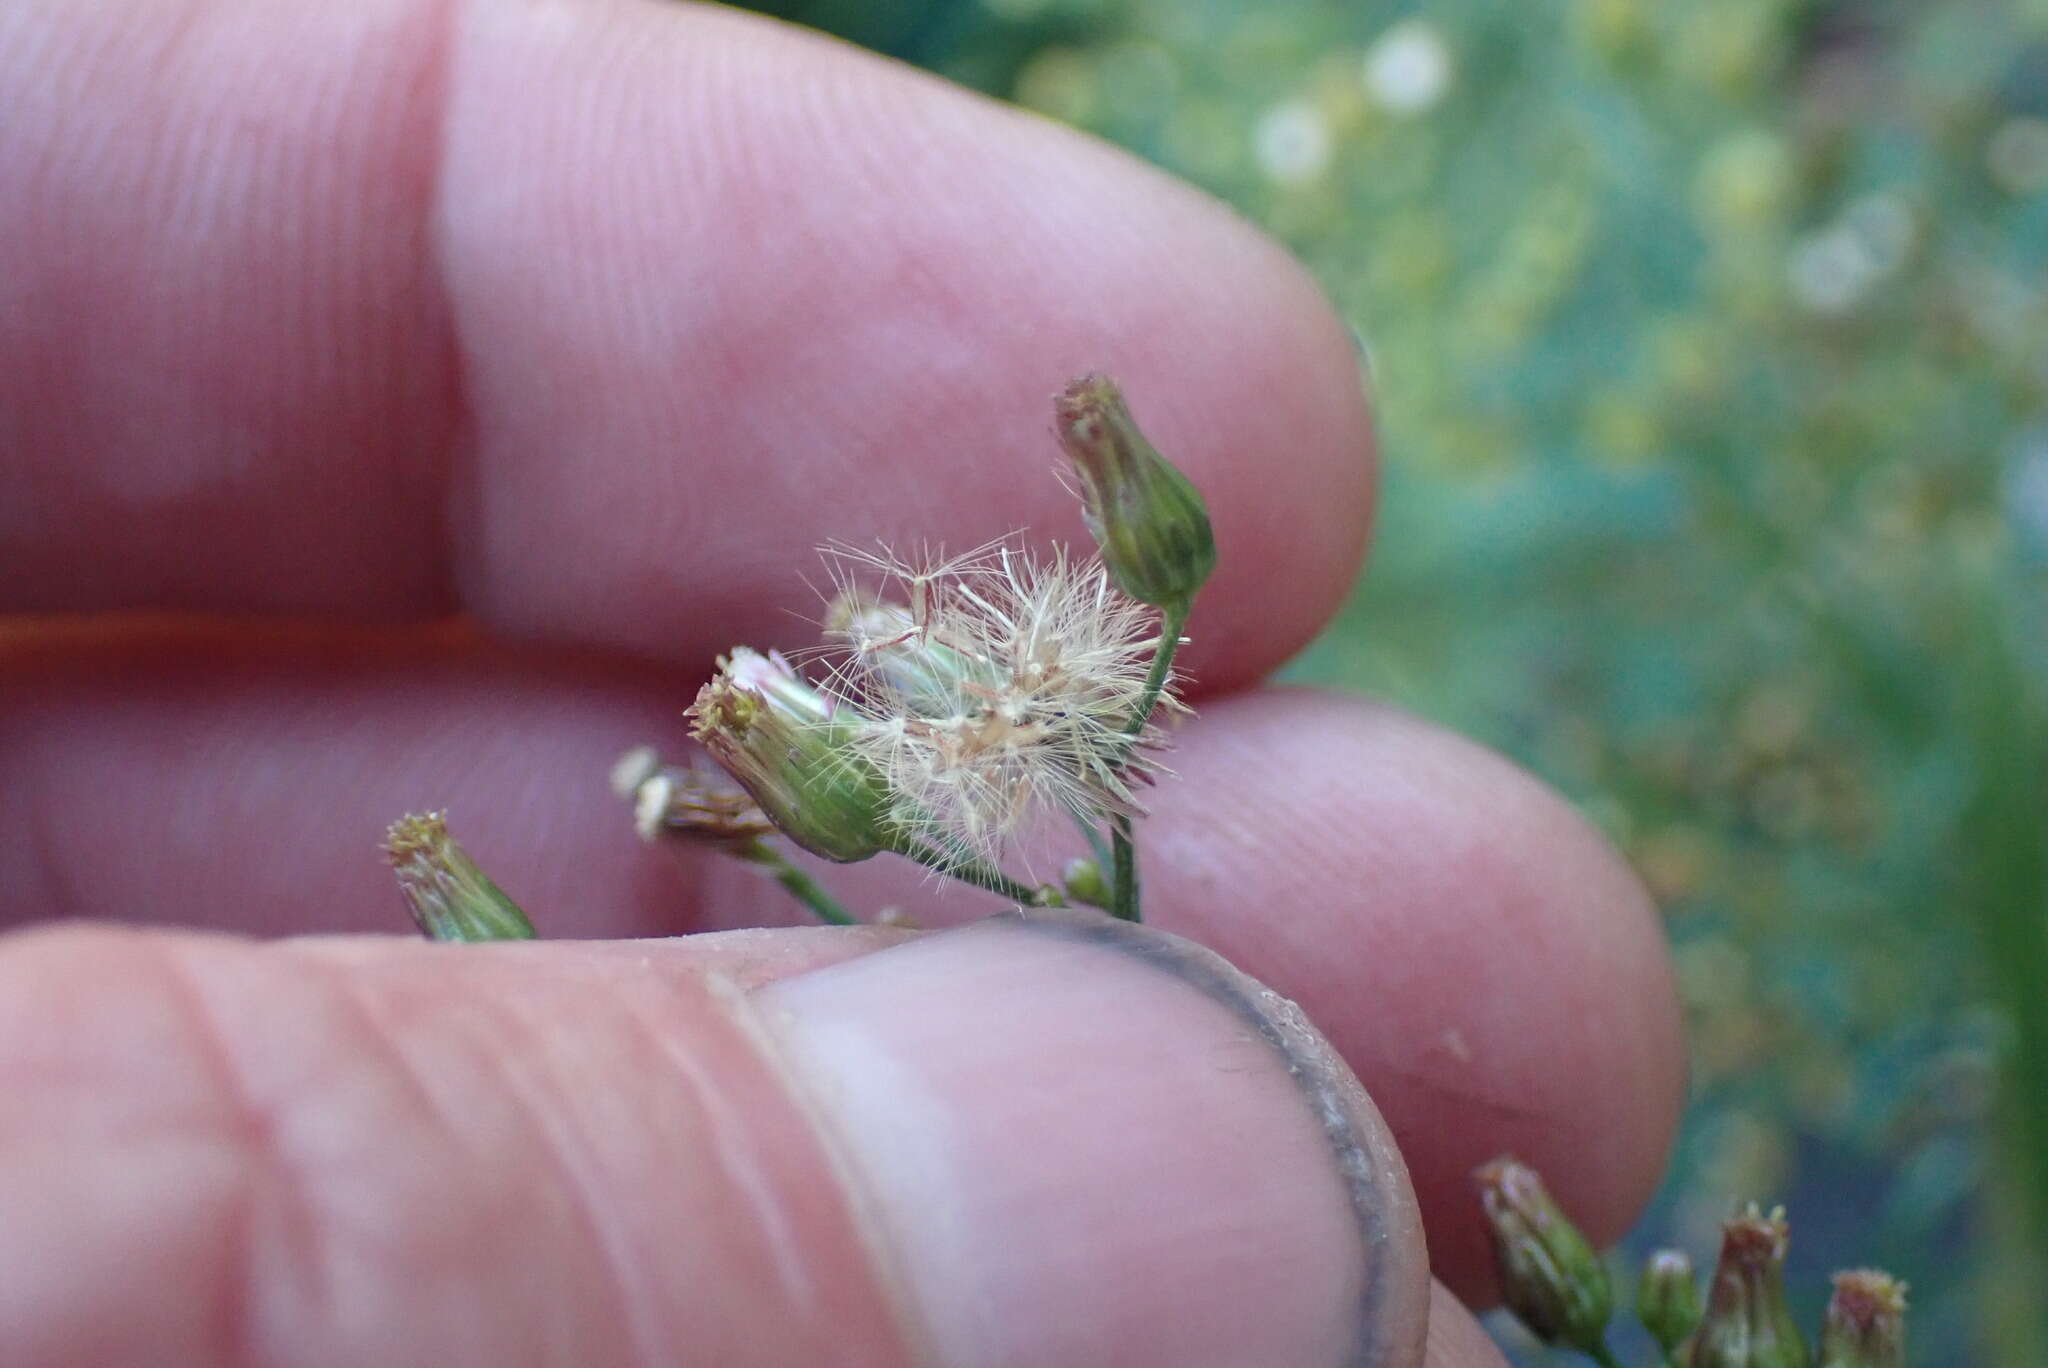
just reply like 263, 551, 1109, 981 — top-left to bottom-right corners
383, 811, 536, 941
824, 540, 1170, 865
1691, 1206, 1812, 1368
1473, 1156, 1615, 1355
687, 648, 895, 863
1819, 1270, 1906, 1368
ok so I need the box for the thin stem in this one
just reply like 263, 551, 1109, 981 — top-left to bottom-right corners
895, 840, 1062, 907
1586, 1339, 1626, 1368
1109, 813, 1138, 922
1108, 601, 1189, 923
735, 840, 858, 926
1123, 603, 1190, 740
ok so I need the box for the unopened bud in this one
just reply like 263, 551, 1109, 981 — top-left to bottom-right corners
1473, 1157, 1614, 1354
383, 812, 537, 941
1054, 374, 1215, 611
1819, 1270, 1905, 1368
1061, 856, 1109, 907
688, 648, 895, 863
1639, 1248, 1703, 1356
1691, 1207, 1811, 1368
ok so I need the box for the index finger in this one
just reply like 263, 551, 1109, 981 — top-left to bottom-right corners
0, 0, 1374, 693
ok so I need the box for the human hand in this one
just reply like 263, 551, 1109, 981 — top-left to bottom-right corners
0, 1, 1685, 1362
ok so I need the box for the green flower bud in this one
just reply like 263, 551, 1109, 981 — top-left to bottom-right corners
689, 648, 895, 863
384, 812, 537, 941
1819, 1270, 1906, 1368
1473, 1157, 1615, 1355
1054, 374, 1216, 612
1061, 856, 1109, 907
1639, 1248, 1704, 1356
1691, 1207, 1812, 1368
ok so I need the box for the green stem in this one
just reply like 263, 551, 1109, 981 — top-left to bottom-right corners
1124, 603, 1190, 741
1109, 814, 1138, 922
735, 840, 858, 926
895, 840, 1062, 907
1586, 1340, 1626, 1368
1108, 602, 1189, 923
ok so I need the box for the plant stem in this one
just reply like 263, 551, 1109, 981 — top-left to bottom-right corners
1109, 813, 1138, 922
1108, 601, 1189, 923
1586, 1340, 1626, 1368
735, 840, 858, 925
1124, 603, 1190, 742
895, 840, 1062, 907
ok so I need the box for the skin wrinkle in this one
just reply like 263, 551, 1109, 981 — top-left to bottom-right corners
152, 945, 322, 1368
447, 987, 661, 1366
713, 971, 941, 1368
622, 976, 823, 1311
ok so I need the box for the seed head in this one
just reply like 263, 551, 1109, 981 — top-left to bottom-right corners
825, 541, 1171, 865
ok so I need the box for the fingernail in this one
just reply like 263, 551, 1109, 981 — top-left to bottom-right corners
753, 908, 1429, 1368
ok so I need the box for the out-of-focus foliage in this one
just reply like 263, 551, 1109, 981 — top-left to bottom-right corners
739, 1, 2048, 1361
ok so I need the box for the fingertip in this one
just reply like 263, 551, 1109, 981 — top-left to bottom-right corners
1136, 689, 1687, 1300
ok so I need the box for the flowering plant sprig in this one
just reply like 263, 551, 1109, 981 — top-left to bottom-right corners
610, 374, 1212, 929
383, 376, 1206, 939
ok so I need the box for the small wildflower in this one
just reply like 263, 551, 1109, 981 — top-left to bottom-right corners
384, 812, 536, 941
1639, 1248, 1704, 1356
688, 648, 895, 863
1473, 1157, 1615, 1356
825, 541, 1168, 866
1691, 1207, 1812, 1368
1054, 375, 1215, 612
1819, 1270, 1906, 1368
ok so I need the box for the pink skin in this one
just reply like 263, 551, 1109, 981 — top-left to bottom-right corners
0, 0, 1685, 1361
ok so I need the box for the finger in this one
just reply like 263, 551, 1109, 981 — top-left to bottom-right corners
0, 626, 1685, 1302
0, 0, 1372, 693
0, 916, 1430, 1367
1422, 1284, 1512, 1368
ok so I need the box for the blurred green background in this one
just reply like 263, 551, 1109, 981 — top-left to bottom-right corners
731, 0, 2048, 1361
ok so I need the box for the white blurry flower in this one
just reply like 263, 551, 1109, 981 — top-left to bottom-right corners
1788, 227, 1877, 315
823, 541, 1171, 865
1363, 21, 1453, 117
1787, 193, 1914, 316
1254, 99, 1333, 187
